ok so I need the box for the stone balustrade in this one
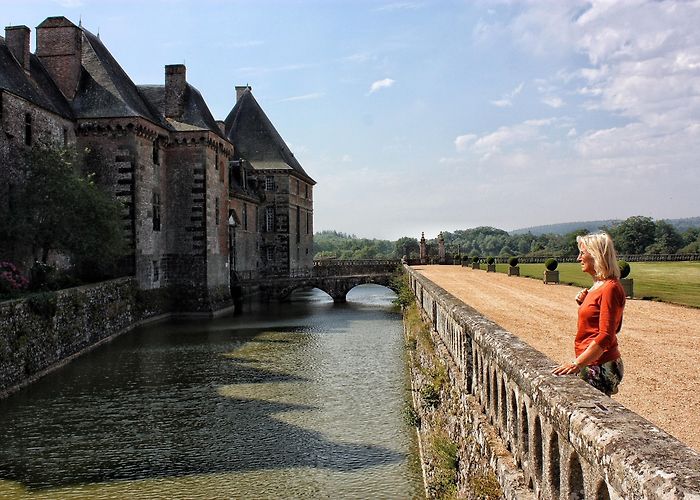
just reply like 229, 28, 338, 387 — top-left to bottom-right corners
406, 265, 700, 499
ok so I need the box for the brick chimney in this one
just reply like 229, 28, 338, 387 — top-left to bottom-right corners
5, 25, 31, 73
36, 17, 82, 101
164, 64, 186, 119
235, 85, 251, 102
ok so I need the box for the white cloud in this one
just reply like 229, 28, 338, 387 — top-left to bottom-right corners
490, 82, 524, 107
454, 134, 477, 151
372, 2, 423, 12
368, 78, 396, 94
542, 96, 564, 108
278, 93, 325, 103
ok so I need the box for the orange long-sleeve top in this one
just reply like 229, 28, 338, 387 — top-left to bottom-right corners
575, 279, 625, 365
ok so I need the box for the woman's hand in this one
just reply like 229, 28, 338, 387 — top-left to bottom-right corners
552, 362, 580, 375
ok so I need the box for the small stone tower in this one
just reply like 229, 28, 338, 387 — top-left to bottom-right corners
438, 232, 445, 262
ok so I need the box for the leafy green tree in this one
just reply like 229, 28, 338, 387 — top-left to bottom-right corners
395, 236, 420, 258
0, 145, 126, 279
645, 220, 684, 254
609, 216, 656, 254
562, 229, 590, 256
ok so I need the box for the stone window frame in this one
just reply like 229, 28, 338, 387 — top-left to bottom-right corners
152, 140, 160, 165
265, 176, 274, 191
24, 112, 32, 146
152, 260, 160, 282
266, 246, 274, 262
152, 192, 161, 231
265, 207, 274, 232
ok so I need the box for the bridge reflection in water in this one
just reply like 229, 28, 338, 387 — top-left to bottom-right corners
0, 285, 423, 499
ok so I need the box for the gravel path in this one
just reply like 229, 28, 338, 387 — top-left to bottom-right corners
415, 265, 700, 452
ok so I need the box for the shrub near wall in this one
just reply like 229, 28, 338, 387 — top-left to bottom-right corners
0, 278, 170, 396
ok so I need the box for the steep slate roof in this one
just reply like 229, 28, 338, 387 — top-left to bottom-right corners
138, 83, 224, 137
0, 40, 73, 118
71, 27, 161, 123
224, 88, 315, 185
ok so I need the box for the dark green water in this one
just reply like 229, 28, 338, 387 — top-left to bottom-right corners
0, 285, 423, 499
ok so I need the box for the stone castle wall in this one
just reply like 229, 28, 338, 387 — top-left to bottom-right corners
0, 277, 171, 398
405, 265, 700, 499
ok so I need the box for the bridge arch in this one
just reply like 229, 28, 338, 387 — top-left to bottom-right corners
278, 276, 398, 303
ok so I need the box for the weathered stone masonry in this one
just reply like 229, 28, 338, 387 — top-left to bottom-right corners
0, 278, 170, 398
406, 265, 700, 499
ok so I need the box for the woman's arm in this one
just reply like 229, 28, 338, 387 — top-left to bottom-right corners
552, 341, 604, 375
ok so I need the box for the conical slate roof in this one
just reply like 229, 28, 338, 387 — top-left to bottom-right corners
224, 88, 315, 184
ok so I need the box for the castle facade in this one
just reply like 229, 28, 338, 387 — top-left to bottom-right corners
0, 17, 315, 313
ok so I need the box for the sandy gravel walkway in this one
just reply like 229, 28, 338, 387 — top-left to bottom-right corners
415, 265, 700, 453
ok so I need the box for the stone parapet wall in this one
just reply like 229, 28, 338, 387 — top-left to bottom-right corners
0, 278, 170, 398
406, 265, 700, 499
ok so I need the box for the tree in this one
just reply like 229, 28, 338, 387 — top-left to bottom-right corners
562, 229, 590, 257
646, 220, 684, 254
0, 145, 126, 279
395, 236, 420, 258
609, 216, 656, 254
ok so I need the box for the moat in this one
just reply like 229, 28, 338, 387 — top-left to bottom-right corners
0, 285, 423, 499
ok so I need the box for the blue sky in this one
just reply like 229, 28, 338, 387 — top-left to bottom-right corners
3, 0, 699, 240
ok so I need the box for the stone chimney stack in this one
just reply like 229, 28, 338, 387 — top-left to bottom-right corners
235, 85, 251, 102
36, 17, 82, 101
164, 64, 187, 119
5, 26, 31, 73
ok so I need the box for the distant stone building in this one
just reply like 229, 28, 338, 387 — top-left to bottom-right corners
0, 16, 315, 314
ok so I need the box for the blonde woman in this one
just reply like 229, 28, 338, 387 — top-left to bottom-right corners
553, 232, 625, 396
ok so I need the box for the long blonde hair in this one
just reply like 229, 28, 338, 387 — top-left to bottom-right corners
576, 232, 621, 280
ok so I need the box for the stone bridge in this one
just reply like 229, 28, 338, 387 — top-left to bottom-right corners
233, 259, 402, 303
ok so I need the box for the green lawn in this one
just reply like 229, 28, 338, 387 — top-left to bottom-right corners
495, 262, 700, 309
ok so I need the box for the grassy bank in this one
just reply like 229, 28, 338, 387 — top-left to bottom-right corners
494, 261, 700, 308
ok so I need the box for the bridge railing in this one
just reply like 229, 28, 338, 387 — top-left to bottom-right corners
407, 253, 700, 265
233, 260, 401, 282
406, 265, 700, 499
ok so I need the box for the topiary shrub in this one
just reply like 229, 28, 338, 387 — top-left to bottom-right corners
618, 260, 631, 279
472, 256, 480, 263
486, 256, 495, 265
508, 256, 519, 267
462, 255, 470, 262
544, 258, 558, 271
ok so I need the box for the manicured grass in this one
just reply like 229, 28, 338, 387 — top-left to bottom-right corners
495, 262, 700, 309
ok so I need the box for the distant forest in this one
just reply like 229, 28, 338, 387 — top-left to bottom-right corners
314, 216, 700, 260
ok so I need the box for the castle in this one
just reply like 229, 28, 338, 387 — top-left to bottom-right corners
0, 16, 315, 314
